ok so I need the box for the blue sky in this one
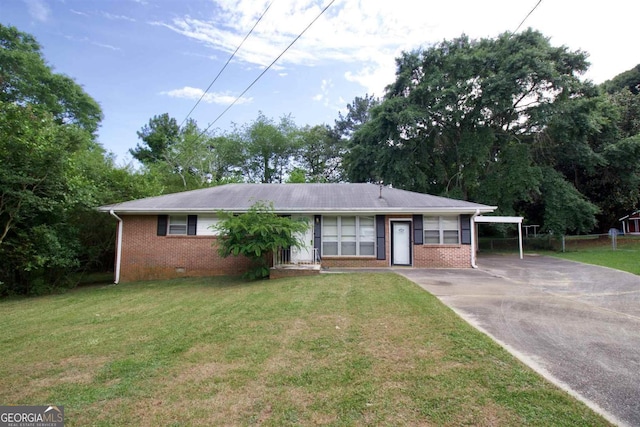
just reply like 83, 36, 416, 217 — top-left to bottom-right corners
2, 0, 638, 164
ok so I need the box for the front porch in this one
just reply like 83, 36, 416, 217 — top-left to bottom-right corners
270, 247, 321, 279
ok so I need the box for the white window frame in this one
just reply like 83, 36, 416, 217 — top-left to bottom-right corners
168, 215, 188, 235
423, 216, 460, 245
322, 216, 376, 257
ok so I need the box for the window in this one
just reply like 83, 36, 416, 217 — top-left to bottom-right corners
322, 216, 375, 256
341, 216, 356, 255
322, 217, 338, 255
168, 215, 187, 235
359, 216, 376, 255
424, 216, 459, 244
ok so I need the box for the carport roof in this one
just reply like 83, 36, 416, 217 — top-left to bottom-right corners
99, 183, 496, 214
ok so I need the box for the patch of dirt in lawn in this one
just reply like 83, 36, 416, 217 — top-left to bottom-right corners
2, 355, 108, 404
451, 400, 516, 426
31, 355, 108, 388
125, 384, 274, 426
173, 360, 240, 384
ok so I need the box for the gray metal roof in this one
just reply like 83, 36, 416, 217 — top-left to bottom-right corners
99, 183, 496, 214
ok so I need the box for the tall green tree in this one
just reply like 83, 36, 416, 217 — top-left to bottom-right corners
602, 64, 640, 95
68, 148, 163, 274
345, 29, 600, 234
295, 124, 344, 182
335, 95, 379, 183
541, 65, 640, 230
0, 24, 159, 294
0, 102, 89, 293
0, 24, 102, 134
137, 116, 244, 192
334, 94, 379, 139
130, 113, 180, 164
238, 113, 298, 183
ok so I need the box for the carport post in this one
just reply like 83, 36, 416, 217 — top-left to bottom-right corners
518, 221, 523, 259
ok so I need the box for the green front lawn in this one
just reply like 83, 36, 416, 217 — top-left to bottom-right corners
0, 274, 609, 426
551, 238, 640, 275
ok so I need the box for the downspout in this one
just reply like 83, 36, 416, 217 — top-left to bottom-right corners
109, 210, 123, 284
470, 209, 480, 269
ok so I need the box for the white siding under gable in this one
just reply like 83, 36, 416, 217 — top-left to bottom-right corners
197, 215, 220, 236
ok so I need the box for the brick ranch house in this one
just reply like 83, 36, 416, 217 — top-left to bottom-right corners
99, 183, 496, 283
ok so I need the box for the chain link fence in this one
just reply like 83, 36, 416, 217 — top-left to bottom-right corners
479, 233, 640, 253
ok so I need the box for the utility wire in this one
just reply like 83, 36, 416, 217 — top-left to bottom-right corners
512, 0, 542, 35
198, 0, 336, 137
179, 1, 273, 129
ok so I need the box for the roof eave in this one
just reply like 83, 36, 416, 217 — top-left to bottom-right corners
99, 206, 497, 215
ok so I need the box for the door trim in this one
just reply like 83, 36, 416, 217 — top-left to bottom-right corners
391, 220, 412, 266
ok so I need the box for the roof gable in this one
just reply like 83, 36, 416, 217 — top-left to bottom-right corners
100, 183, 495, 214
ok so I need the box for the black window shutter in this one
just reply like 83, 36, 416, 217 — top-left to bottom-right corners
376, 215, 386, 260
157, 215, 168, 236
413, 214, 423, 245
314, 215, 321, 258
461, 215, 471, 245
187, 215, 197, 235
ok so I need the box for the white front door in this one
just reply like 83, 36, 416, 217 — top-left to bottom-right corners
291, 216, 314, 263
392, 221, 411, 266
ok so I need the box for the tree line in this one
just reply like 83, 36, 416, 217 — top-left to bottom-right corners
129, 112, 346, 191
1, 23, 639, 294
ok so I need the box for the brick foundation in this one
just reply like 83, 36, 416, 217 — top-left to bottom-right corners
321, 257, 388, 268
118, 215, 254, 282
269, 268, 321, 280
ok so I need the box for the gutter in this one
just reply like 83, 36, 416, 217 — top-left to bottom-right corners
470, 208, 480, 269
96, 207, 498, 215
109, 210, 123, 284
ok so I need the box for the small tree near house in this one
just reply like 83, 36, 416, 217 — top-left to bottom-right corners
213, 201, 309, 279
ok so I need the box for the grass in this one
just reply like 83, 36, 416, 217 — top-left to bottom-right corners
550, 237, 640, 275
0, 274, 610, 426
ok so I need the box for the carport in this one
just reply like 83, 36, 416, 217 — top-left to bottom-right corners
471, 215, 523, 267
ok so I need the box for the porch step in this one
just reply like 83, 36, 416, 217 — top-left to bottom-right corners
270, 263, 321, 280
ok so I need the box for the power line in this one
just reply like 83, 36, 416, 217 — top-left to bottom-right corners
512, 0, 542, 35
198, 0, 336, 137
178, 1, 274, 129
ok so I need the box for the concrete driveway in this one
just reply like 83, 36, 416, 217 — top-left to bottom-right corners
397, 255, 640, 427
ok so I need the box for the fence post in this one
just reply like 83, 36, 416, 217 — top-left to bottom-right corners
562, 235, 566, 253
608, 228, 618, 251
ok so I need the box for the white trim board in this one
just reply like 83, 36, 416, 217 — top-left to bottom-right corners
473, 216, 524, 259
474, 216, 523, 224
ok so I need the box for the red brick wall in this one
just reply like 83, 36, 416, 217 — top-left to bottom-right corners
414, 244, 471, 268
116, 214, 473, 282
118, 215, 254, 282
322, 215, 472, 269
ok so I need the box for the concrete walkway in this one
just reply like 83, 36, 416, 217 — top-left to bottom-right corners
396, 255, 640, 427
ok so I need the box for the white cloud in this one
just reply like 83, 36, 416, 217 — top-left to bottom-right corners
63, 34, 121, 51
151, 0, 521, 96
161, 86, 253, 105
153, 0, 640, 96
312, 78, 344, 111
100, 11, 136, 22
91, 42, 121, 51
70, 9, 89, 17
24, 0, 51, 22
